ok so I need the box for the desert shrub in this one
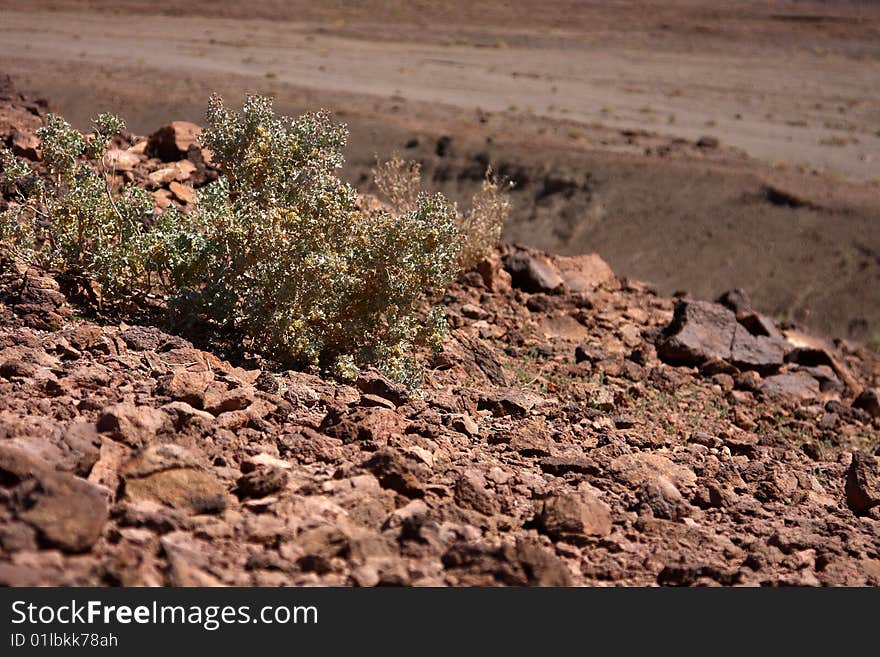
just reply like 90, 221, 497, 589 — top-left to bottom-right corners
165, 95, 461, 386
0, 113, 156, 303
373, 155, 509, 271
0, 96, 462, 388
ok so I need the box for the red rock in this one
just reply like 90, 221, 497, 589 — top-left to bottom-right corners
121, 444, 227, 514
168, 181, 197, 205
203, 384, 254, 416
158, 369, 213, 407
852, 388, 880, 419
361, 449, 427, 498
504, 250, 564, 294
845, 451, 879, 516
552, 252, 616, 292
454, 472, 498, 515
9, 128, 39, 160
97, 403, 168, 448
102, 148, 141, 172
355, 370, 410, 406
146, 121, 202, 161
237, 466, 288, 498
14, 470, 109, 552
537, 491, 612, 541
758, 373, 820, 402
657, 300, 737, 366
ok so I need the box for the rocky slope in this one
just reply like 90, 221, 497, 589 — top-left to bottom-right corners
0, 88, 878, 587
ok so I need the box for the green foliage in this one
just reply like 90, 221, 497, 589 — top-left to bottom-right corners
0, 95, 469, 388
0, 113, 155, 302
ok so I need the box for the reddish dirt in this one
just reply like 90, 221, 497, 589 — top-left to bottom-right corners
0, 92, 878, 587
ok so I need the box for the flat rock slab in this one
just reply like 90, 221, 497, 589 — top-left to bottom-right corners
552, 252, 616, 292
611, 452, 697, 491
758, 373, 820, 401
121, 444, 227, 514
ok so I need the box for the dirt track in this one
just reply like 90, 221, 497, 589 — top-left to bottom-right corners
1, 5, 879, 181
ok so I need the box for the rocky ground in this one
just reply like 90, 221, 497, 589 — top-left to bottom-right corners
1, 85, 878, 587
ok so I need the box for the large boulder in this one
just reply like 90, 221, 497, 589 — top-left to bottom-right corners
658, 299, 784, 373
657, 300, 738, 366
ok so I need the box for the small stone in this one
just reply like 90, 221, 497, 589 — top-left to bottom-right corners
460, 303, 490, 320
514, 537, 573, 586
475, 255, 512, 293
146, 121, 202, 161
361, 449, 426, 498
355, 370, 409, 406
360, 393, 397, 410
148, 166, 179, 186
505, 420, 553, 456
716, 288, 753, 315
552, 252, 615, 293
152, 189, 173, 210
852, 388, 880, 419
160, 401, 216, 431
203, 385, 254, 416
242, 453, 292, 472
0, 359, 37, 379
477, 388, 548, 417
168, 181, 197, 205
96, 403, 168, 448
538, 455, 600, 476
611, 452, 697, 491
14, 471, 109, 552
158, 369, 213, 406
537, 491, 612, 541
638, 476, 686, 520
845, 451, 879, 516
454, 472, 497, 515
296, 525, 349, 573
102, 148, 140, 171
504, 250, 564, 294
448, 413, 479, 438
10, 128, 40, 160
0, 442, 47, 485
696, 135, 720, 149
237, 467, 288, 499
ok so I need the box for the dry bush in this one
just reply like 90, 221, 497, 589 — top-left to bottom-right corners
373, 156, 510, 272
